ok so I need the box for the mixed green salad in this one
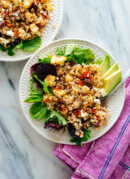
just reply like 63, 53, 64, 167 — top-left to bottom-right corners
0, 36, 41, 56
24, 44, 122, 145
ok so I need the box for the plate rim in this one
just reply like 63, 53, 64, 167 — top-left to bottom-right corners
19, 38, 125, 144
0, 0, 63, 62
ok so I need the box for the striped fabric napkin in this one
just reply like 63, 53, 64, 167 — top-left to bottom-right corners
54, 78, 130, 179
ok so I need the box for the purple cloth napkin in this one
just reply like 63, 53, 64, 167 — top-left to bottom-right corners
54, 78, 130, 179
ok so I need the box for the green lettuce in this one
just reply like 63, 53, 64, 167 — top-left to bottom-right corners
44, 110, 67, 125
0, 36, 42, 56
33, 72, 52, 95
24, 78, 43, 103
38, 55, 52, 63
55, 44, 95, 65
22, 36, 42, 52
30, 102, 47, 120
70, 129, 91, 146
56, 47, 65, 56
43, 81, 52, 96
95, 58, 103, 65
8, 41, 23, 56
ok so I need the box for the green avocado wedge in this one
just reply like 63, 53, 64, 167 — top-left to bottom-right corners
102, 63, 119, 80
103, 69, 122, 95
99, 55, 111, 76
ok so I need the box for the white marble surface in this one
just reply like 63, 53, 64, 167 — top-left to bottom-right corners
0, 0, 130, 179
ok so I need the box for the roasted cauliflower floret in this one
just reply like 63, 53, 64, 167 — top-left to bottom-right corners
53, 89, 66, 98
24, 0, 33, 8
63, 95, 74, 105
44, 75, 56, 87
51, 55, 67, 66
82, 86, 90, 94
25, 11, 36, 22
29, 24, 40, 35
18, 28, 27, 40
2, 1, 10, 8
65, 74, 73, 82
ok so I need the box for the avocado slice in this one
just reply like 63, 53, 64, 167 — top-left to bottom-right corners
99, 55, 111, 76
103, 69, 122, 95
102, 63, 119, 80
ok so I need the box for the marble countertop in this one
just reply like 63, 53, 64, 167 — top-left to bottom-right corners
0, 0, 130, 179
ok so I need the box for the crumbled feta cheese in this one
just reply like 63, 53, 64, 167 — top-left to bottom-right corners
2, 8, 5, 13
100, 89, 106, 97
81, 110, 88, 118
6, 30, 14, 37
38, 16, 43, 22
13, 11, 19, 16
0, 17, 3, 22
94, 99, 101, 105
93, 87, 98, 91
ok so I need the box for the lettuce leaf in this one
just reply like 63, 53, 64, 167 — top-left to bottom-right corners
68, 47, 95, 64
30, 102, 47, 120
0, 44, 8, 52
33, 72, 52, 95
70, 129, 91, 146
24, 78, 43, 103
65, 44, 76, 56
95, 58, 103, 65
44, 110, 67, 125
55, 44, 95, 65
22, 36, 42, 52
56, 47, 65, 56
0, 43, 22, 56
43, 81, 52, 95
8, 41, 23, 56
38, 55, 52, 63
0, 36, 41, 55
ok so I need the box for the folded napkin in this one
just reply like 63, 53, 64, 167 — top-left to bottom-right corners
54, 78, 130, 179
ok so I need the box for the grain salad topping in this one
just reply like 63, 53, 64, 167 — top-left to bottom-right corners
43, 62, 110, 138
25, 44, 111, 145
0, 0, 53, 55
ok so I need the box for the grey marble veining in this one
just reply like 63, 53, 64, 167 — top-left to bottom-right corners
0, 0, 130, 179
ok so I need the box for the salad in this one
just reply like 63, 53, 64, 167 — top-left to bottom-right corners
0, 0, 53, 56
25, 44, 122, 145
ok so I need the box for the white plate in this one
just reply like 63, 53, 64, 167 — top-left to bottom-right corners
19, 39, 125, 144
0, 0, 63, 62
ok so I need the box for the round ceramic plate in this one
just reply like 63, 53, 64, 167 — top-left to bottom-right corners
0, 0, 63, 62
19, 39, 125, 144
